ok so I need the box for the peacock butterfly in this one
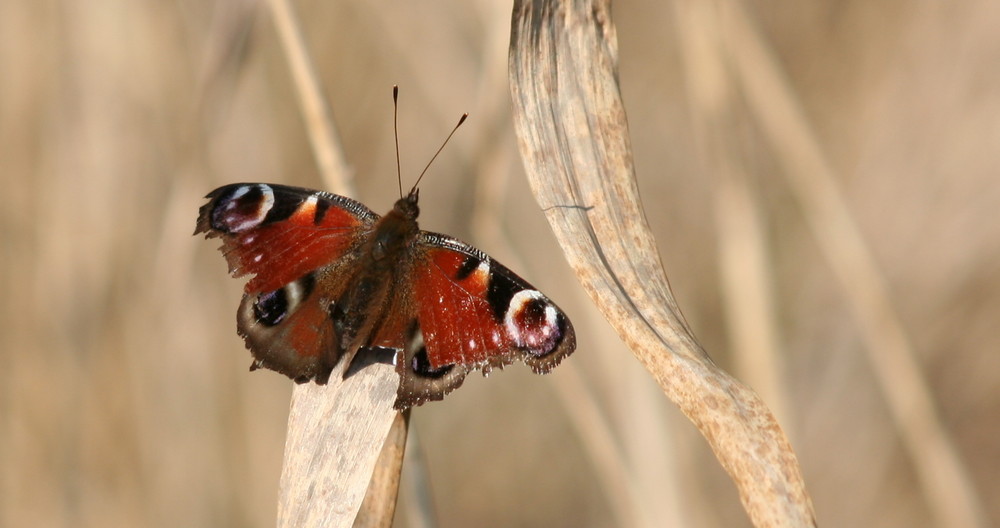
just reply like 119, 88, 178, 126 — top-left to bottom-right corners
195, 97, 575, 410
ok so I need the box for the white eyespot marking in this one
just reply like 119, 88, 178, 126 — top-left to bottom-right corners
221, 184, 275, 233
394, 328, 423, 368
405, 326, 425, 360
300, 194, 318, 215
284, 278, 304, 307
461, 258, 492, 289
471, 259, 491, 282
230, 185, 251, 200
504, 290, 561, 354
253, 254, 263, 263
467, 338, 477, 351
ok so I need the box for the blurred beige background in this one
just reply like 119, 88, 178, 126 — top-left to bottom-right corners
2, 1, 998, 527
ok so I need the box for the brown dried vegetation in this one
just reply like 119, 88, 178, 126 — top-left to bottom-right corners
1, 1, 998, 527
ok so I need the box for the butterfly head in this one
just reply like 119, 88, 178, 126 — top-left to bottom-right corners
394, 188, 420, 220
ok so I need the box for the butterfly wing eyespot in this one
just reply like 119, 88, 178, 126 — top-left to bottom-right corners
251, 272, 316, 327
207, 184, 276, 233
502, 288, 575, 372
254, 288, 289, 326
393, 321, 471, 410
412, 350, 455, 378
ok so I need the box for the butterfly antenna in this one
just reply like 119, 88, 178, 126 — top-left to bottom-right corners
393, 85, 403, 199
409, 112, 469, 195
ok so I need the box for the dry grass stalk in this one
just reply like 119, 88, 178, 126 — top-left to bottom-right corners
265, 0, 351, 195
265, 0, 403, 525
352, 411, 410, 528
508, 0, 816, 525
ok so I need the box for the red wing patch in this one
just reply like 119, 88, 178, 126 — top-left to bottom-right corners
412, 245, 510, 369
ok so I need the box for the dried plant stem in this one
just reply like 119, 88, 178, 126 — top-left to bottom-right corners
353, 411, 410, 528
265, 0, 402, 526
266, 0, 351, 194
715, 2, 987, 526
508, 0, 816, 526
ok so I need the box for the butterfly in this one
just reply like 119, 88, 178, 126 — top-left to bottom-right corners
195, 176, 576, 410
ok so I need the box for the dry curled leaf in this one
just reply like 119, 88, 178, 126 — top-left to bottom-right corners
508, 0, 816, 525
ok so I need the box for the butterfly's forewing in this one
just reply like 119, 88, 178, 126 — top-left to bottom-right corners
393, 233, 576, 409
196, 183, 380, 381
196, 183, 379, 292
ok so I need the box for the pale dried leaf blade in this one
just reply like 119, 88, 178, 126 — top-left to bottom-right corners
278, 367, 398, 527
508, 0, 816, 526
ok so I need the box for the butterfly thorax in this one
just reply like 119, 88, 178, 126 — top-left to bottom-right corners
370, 193, 420, 265
332, 193, 422, 364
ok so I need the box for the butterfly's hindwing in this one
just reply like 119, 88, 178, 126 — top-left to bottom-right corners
238, 271, 338, 383
394, 319, 475, 409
